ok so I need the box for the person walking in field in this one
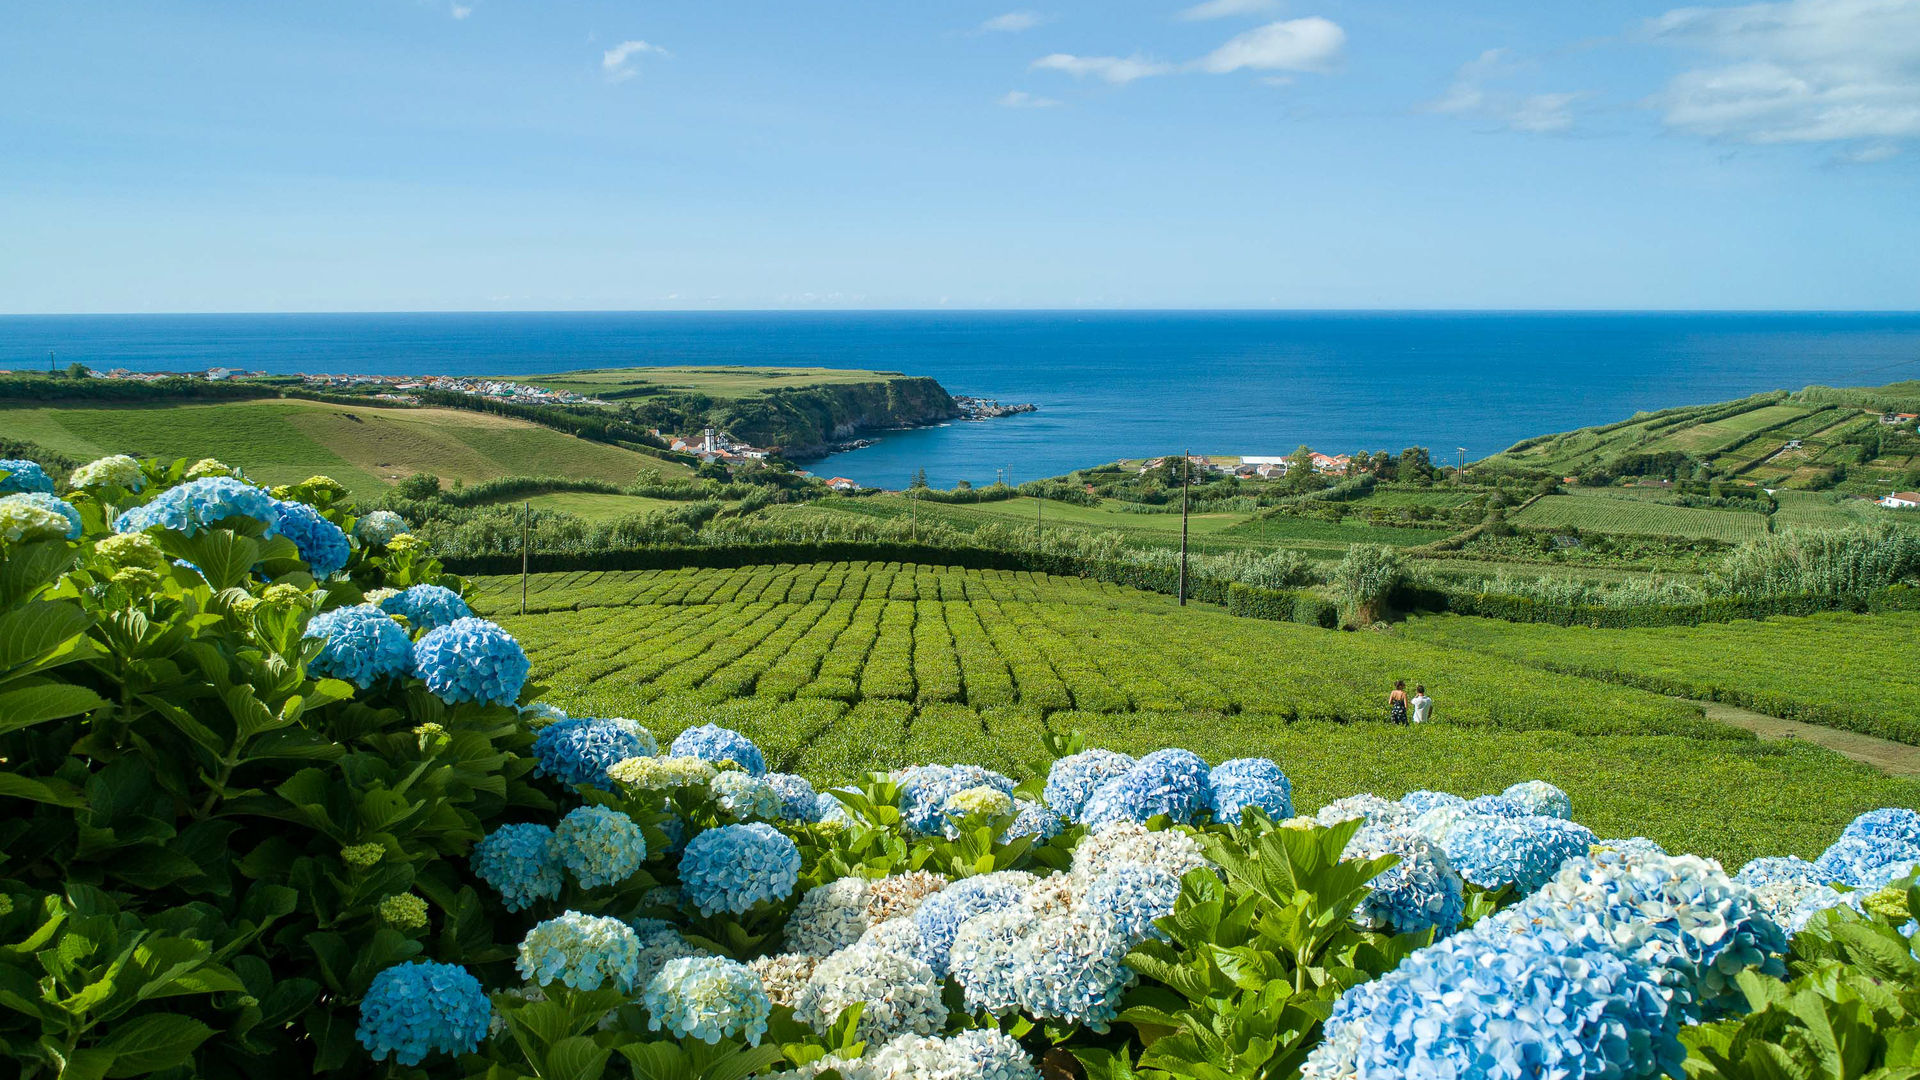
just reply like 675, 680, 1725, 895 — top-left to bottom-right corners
1410, 684, 1433, 724
1388, 680, 1410, 725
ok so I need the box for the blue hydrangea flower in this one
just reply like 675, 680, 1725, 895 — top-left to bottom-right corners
412, 617, 530, 706
1302, 926, 1684, 1080
1501, 780, 1573, 819
1318, 793, 1418, 830
911, 870, 1032, 978
1043, 749, 1135, 820
1209, 759, 1295, 825
471, 823, 564, 912
1815, 833, 1920, 888
517, 910, 643, 991
1787, 886, 1867, 934
554, 805, 647, 889
1858, 858, 1920, 891
271, 498, 351, 578
1398, 790, 1467, 817
1438, 815, 1596, 895
1346, 825, 1467, 939
0, 459, 55, 495
1493, 849, 1788, 1020
113, 476, 281, 536
1464, 794, 1532, 819
669, 724, 767, 775
1007, 798, 1065, 841
815, 789, 855, 826
763, 773, 820, 822
379, 583, 474, 632
898, 764, 1016, 835
356, 509, 408, 545
1735, 856, 1826, 889
643, 956, 772, 1046
948, 898, 1137, 1031
303, 604, 414, 688
679, 823, 801, 916
1081, 749, 1212, 828
531, 717, 657, 789
1083, 864, 1183, 943
1840, 808, 1920, 848
0, 493, 81, 539
355, 961, 491, 1066
711, 771, 783, 819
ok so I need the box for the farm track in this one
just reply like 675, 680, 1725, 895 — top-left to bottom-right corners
1691, 701, 1920, 777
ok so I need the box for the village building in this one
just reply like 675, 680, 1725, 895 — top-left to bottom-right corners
1880, 491, 1920, 509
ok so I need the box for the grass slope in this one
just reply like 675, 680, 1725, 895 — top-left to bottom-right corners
473, 564, 1920, 864
0, 398, 687, 494
525, 365, 913, 398
1398, 611, 1920, 745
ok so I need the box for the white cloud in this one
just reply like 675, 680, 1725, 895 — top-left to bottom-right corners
1510, 92, 1581, 132
1178, 0, 1281, 20
1031, 53, 1175, 84
1647, 0, 1920, 145
1193, 17, 1346, 74
450, 3, 472, 19
602, 39, 667, 83
1422, 49, 1583, 133
1424, 48, 1511, 114
999, 90, 1064, 107
1839, 142, 1902, 161
981, 11, 1045, 32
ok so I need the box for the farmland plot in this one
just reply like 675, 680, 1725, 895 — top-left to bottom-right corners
1510, 494, 1768, 542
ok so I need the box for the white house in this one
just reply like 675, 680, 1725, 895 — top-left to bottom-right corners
1880, 491, 1920, 509
826, 477, 859, 492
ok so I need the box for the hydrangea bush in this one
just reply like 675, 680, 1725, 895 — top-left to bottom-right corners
3, 453, 1909, 1079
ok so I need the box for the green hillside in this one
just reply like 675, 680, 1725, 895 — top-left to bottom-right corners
1481, 383, 1920, 490
472, 563, 1920, 865
0, 397, 690, 494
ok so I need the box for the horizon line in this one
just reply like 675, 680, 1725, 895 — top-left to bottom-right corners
5, 307, 1920, 318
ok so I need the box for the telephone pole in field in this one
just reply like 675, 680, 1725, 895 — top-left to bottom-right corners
1178, 450, 1190, 606
519, 500, 531, 615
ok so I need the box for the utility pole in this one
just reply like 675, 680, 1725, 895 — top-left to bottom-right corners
1036, 486, 1043, 532
519, 500, 531, 615
1456, 447, 1468, 481
909, 474, 917, 543
1178, 450, 1190, 607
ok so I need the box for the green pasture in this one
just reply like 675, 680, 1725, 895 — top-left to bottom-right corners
1398, 611, 1920, 746
525, 365, 908, 400
0, 398, 686, 494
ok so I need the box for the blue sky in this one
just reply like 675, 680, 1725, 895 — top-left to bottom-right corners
3, 0, 1917, 312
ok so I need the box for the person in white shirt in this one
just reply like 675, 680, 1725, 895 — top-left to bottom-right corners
1410, 685, 1433, 724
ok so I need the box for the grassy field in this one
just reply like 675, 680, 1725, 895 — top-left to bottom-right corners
470, 563, 1920, 864
525, 365, 911, 399
1772, 490, 1895, 530
1398, 611, 1920, 745
790, 495, 1451, 557
508, 491, 689, 522
1, 398, 687, 494
1510, 493, 1769, 542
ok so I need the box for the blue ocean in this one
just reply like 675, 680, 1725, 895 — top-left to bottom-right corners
4, 311, 1918, 489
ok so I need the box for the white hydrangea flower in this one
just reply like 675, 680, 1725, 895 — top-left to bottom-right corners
1070, 822, 1211, 886
792, 941, 948, 1043
784, 876, 872, 957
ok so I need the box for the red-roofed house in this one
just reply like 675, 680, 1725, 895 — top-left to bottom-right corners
1880, 491, 1920, 509
825, 477, 859, 492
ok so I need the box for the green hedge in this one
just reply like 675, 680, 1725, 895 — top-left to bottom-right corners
1391, 582, 1920, 629
1227, 582, 1340, 628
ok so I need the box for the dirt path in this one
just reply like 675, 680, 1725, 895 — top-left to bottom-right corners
1689, 699, 1920, 777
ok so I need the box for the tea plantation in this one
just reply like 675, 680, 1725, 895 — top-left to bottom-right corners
472, 565, 1920, 866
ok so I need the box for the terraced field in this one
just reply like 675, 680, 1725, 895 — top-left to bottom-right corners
471, 563, 1920, 864
1510, 493, 1768, 542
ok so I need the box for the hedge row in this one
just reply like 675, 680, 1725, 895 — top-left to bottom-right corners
1226, 583, 1341, 628
1390, 582, 1920, 629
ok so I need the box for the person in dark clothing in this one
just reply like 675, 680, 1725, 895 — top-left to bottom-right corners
1388, 679, 1409, 725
